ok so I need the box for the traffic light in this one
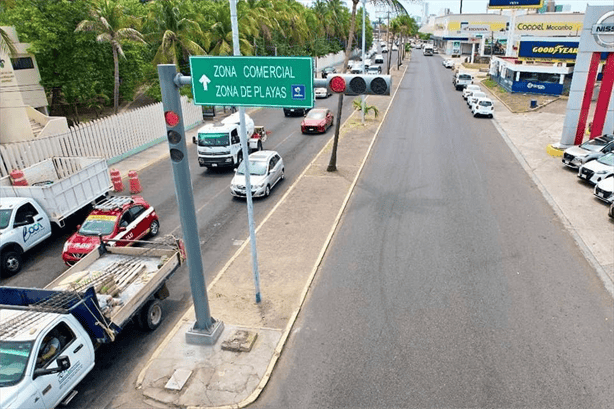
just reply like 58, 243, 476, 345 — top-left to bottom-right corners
314, 74, 392, 96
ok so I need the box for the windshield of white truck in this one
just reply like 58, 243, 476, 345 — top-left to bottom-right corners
0, 341, 33, 387
198, 132, 229, 147
0, 209, 11, 229
79, 214, 118, 235
458, 74, 472, 80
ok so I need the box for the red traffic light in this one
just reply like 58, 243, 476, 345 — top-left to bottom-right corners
329, 76, 346, 93
164, 111, 180, 127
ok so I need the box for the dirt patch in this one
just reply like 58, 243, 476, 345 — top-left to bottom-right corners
479, 78, 561, 113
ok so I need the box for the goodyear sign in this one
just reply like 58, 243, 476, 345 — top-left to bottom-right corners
518, 40, 578, 62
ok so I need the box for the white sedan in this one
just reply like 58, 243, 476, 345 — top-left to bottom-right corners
315, 87, 331, 98
578, 152, 614, 185
230, 150, 285, 198
467, 91, 487, 109
471, 98, 494, 118
442, 59, 454, 68
462, 84, 481, 100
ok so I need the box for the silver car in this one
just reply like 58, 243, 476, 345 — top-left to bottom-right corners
562, 134, 614, 169
230, 151, 284, 198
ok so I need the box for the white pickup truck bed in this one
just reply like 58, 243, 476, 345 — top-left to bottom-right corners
0, 157, 112, 225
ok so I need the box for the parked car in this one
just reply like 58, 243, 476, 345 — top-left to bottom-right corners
463, 84, 481, 100
61, 196, 159, 266
301, 108, 334, 134
453, 72, 473, 90
467, 91, 487, 109
315, 87, 331, 98
230, 151, 284, 198
562, 134, 614, 169
367, 65, 382, 75
442, 59, 454, 68
374, 54, 384, 64
577, 152, 614, 185
593, 174, 614, 204
392, 45, 398, 51
381, 47, 388, 53
321, 66, 337, 78
471, 98, 494, 118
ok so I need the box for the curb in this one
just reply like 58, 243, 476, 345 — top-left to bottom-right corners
546, 144, 565, 157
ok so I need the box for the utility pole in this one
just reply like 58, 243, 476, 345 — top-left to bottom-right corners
460, 0, 463, 14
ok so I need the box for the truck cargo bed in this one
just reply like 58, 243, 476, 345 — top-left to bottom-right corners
46, 243, 181, 330
0, 157, 112, 225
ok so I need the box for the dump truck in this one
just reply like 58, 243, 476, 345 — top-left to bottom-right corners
0, 239, 184, 409
0, 157, 112, 275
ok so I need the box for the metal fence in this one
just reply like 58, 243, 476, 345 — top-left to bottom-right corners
0, 96, 202, 177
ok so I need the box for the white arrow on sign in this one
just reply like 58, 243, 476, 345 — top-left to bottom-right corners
199, 74, 211, 91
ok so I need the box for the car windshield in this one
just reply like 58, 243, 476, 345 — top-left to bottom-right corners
479, 100, 492, 107
472, 93, 486, 99
0, 341, 33, 387
580, 138, 609, 152
307, 110, 326, 120
78, 215, 118, 236
459, 74, 472, 80
597, 153, 614, 166
237, 160, 267, 176
198, 132, 229, 147
0, 209, 12, 229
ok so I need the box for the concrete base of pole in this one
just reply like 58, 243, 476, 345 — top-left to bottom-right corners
186, 319, 225, 345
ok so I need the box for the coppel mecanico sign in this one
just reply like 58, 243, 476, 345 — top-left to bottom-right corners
518, 40, 579, 62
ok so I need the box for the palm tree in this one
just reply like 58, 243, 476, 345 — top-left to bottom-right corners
76, 0, 145, 114
327, 0, 409, 172
145, 0, 207, 65
0, 27, 17, 59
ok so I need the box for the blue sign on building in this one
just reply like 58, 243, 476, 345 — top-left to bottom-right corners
512, 81, 563, 95
518, 40, 579, 61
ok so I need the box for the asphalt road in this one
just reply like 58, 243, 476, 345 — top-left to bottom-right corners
250, 52, 614, 407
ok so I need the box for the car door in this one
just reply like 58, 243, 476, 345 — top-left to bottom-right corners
13, 202, 51, 250
114, 210, 134, 245
128, 205, 149, 240
31, 321, 95, 409
326, 110, 333, 128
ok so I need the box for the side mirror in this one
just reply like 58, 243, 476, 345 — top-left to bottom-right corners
119, 226, 126, 232
33, 355, 71, 379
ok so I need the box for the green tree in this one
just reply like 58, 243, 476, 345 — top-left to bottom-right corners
76, 0, 145, 114
0, 27, 17, 57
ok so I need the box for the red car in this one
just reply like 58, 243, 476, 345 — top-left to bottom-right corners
301, 108, 334, 134
62, 196, 159, 265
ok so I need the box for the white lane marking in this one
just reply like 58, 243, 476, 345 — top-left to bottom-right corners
273, 131, 297, 150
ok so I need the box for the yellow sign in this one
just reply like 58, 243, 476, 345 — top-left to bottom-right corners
448, 22, 507, 32
516, 22, 583, 32
87, 215, 117, 221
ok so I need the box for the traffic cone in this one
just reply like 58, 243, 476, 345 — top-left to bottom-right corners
110, 169, 124, 192
9, 169, 28, 186
128, 170, 142, 194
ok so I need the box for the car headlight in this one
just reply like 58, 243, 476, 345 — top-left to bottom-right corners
63, 242, 70, 253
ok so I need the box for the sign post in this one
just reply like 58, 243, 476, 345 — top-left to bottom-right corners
190, 56, 314, 109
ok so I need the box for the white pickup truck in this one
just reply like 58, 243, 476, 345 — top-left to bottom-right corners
0, 157, 112, 275
194, 113, 267, 169
0, 240, 184, 409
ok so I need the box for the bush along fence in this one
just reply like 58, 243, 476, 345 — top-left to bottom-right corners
0, 96, 202, 177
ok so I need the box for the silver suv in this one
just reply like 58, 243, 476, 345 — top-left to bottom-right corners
562, 134, 614, 169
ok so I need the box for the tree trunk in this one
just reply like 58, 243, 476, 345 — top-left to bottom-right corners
327, 1, 359, 172
113, 46, 120, 114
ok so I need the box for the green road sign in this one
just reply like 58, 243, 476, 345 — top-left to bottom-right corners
189, 56, 314, 108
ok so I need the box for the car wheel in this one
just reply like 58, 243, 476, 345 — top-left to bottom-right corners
489, 114, 493, 118
149, 219, 160, 237
139, 299, 163, 331
473, 112, 478, 117
281, 168, 285, 180
264, 185, 271, 197
1, 249, 22, 276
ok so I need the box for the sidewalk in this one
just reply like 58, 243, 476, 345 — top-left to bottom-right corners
108, 55, 612, 408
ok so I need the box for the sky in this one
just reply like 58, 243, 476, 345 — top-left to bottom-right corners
296, 1, 614, 21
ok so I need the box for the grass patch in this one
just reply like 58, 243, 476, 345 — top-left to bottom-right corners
481, 78, 507, 94
461, 63, 489, 70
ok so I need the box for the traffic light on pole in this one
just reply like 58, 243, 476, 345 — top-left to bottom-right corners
314, 74, 392, 96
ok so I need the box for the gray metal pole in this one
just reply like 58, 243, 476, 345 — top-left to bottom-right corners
230, 0, 261, 303
157, 64, 223, 344
361, 0, 366, 124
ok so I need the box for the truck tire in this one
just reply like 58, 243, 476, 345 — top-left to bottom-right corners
1, 249, 22, 276
139, 300, 163, 331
